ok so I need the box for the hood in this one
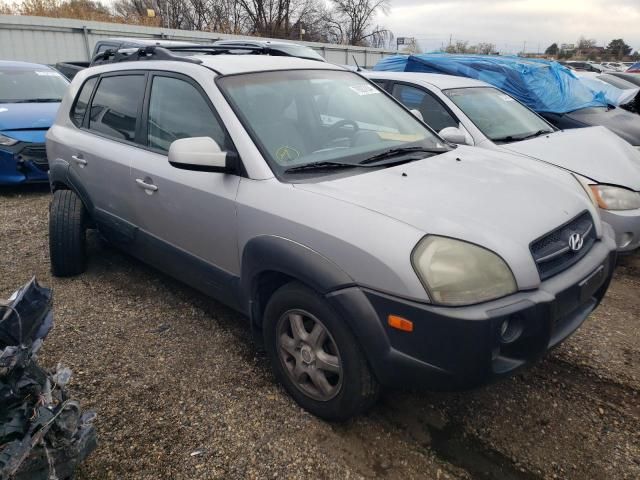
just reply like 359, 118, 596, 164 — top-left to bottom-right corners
565, 107, 640, 146
294, 146, 598, 286
500, 127, 640, 190
0, 102, 60, 140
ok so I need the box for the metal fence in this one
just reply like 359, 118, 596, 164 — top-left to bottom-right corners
0, 15, 397, 68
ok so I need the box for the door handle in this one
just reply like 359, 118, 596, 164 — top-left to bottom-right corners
71, 155, 87, 167
135, 178, 158, 192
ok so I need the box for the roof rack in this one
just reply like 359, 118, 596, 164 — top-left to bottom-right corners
89, 44, 304, 67
90, 46, 203, 66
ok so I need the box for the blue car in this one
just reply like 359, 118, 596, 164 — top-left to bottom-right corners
0, 61, 69, 185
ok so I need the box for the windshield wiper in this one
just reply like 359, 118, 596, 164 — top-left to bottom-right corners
517, 129, 554, 140
284, 161, 361, 174
359, 146, 444, 165
8, 98, 62, 103
493, 129, 553, 143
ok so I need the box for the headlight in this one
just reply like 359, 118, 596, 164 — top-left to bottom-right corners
0, 133, 18, 146
572, 174, 598, 208
590, 184, 640, 210
412, 236, 517, 306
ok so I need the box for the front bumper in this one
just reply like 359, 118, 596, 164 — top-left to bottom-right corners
600, 208, 640, 253
0, 143, 49, 185
326, 232, 617, 390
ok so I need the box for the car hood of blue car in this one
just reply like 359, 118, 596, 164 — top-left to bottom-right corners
0, 102, 60, 143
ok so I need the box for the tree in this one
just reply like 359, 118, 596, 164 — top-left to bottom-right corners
577, 36, 597, 50
606, 38, 632, 60
476, 42, 495, 55
329, 0, 390, 46
445, 40, 468, 54
545, 42, 559, 55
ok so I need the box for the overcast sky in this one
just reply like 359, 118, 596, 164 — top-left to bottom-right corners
377, 0, 640, 54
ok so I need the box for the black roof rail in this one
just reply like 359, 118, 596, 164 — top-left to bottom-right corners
90, 46, 203, 67
88, 43, 315, 67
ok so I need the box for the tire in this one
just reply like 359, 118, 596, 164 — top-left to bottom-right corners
263, 282, 380, 421
49, 189, 88, 277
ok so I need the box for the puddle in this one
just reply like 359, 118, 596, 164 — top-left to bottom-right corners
427, 422, 541, 480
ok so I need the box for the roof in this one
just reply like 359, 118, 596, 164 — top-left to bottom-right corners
84, 54, 344, 76
196, 54, 340, 74
364, 71, 489, 90
0, 60, 54, 70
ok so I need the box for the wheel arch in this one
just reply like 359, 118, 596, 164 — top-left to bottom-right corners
241, 236, 356, 332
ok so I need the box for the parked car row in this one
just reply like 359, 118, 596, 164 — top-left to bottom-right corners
1, 44, 637, 420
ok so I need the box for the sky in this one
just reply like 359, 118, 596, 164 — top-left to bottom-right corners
377, 0, 640, 54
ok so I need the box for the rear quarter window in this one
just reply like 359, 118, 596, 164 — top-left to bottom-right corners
70, 77, 97, 128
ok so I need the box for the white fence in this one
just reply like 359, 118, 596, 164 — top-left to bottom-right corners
0, 15, 397, 67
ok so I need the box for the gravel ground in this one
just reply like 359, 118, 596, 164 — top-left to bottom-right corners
1, 185, 638, 480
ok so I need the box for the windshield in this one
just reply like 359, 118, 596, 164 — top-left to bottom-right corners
219, 69, 447, 175
444, 87, 552, 142
0, 66, 68, 103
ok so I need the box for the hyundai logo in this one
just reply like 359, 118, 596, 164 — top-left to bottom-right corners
568, 233, 584, 252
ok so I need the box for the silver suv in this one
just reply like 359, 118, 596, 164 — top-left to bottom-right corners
47, 48, 617, 420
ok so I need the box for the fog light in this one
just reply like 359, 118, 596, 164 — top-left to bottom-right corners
499, 316, 523, 344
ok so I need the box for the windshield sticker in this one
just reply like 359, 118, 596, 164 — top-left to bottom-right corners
35, 71, 60, 77
499, 94, 514, 101
349, 84, 380, 96
276, 145, 301, 163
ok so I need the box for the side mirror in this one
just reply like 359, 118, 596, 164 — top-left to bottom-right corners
439, 126, 469, 145
168, 137, 231, 172
410, 109, 424, 121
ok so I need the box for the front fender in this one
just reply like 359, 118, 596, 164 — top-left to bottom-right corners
240, 235, 356, 306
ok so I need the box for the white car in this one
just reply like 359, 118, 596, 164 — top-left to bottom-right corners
366, 71, 640, 252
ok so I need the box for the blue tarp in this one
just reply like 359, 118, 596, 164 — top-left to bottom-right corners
577, 75, 639, 107
373, 54, 608, 114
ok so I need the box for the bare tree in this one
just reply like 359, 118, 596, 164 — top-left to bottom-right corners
445, 40, 468, 54
476, 42, 495, 55
329, 0, 390, 46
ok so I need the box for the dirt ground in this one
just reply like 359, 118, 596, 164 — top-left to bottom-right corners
1, 185, 638, 480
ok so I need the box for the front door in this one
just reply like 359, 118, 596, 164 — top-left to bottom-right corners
129, 72, 241, 303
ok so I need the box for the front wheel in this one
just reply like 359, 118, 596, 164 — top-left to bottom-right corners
263, 282, 379, 421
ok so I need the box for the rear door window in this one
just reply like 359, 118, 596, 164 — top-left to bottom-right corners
70, 76, 97, 127
391, 84, 458, 132
88, 75, 145, 142
146, 75, 226, 153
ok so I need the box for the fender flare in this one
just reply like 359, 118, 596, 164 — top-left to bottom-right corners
49, 157, 94, 215
240, 235, 355, 320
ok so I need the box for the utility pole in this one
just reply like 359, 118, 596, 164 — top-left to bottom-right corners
522, 40, 526, 55
449, 34, 452, 47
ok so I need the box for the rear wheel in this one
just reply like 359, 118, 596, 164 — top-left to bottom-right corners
49, 189, 87, 277
263, 282, 379, 421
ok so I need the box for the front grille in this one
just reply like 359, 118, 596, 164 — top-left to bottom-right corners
18, 144, 48, 171
530, 211, 596, 280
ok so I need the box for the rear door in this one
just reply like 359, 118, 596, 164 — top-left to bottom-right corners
128, 72, 242, 301
68, 72, 146, 242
